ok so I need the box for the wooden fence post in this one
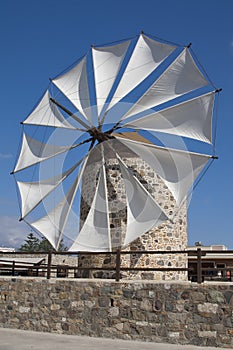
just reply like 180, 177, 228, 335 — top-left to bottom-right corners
197, 248, 202, 284
12, 260, 15, 276
115, 249, 121, 282
47, 252, 52, 279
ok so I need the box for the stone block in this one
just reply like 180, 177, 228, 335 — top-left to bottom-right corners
50, 304, 60, 311
98, 297, 110, 307
108, 307, 119, 317
197, 303, 218, 315
207, 290, 225, 303
198, 331, 217, 338
169, 332, 180, 338
140, 299, 152, 311
19, 306, 30, 313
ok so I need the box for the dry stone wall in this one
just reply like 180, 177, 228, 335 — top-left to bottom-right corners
0, 278, 233, 348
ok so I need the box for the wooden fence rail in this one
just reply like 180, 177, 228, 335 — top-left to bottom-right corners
0, 249, 233, 283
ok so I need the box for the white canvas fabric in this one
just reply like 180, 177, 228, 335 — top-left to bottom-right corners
53, 56, 91, 122
116, 137, 211, 206
23, 90, 75, 129
106, 34, 176, 113
13, 133, 74, 173
117, 156, 168, 246
18, 160, 82, 218
69, 164, 111, 252
92, 40, 130, 116
123, 48, 209, 119
124, 91, 215, 143
31, 158, 87, 250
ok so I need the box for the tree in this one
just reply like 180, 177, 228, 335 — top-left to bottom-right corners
38, 237, 68, 252
18, 232, 68, 252
18, 232, 40, 252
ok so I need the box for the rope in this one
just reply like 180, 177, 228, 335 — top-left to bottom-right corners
213, 90, 221, 155
24, 86, 50, 121
12, 173, 23, 219
189, 47, 217, 89
144, 32, 183, 47
192, 157, 215, 193
52, 54, 86, 80
92, 34, 136, 48
11, 125, 24, 174
167, 157, 215, 225
23, 219, 44, 240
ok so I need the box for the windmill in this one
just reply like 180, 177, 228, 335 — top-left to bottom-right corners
12, 33, 220, 262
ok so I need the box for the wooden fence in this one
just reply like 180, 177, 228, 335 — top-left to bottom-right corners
0, 249, 233, 283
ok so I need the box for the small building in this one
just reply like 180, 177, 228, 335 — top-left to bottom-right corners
188, 244, 233, 282
0, 257, 46, 276
0, 247, 15, 253
0, 253, 78, 278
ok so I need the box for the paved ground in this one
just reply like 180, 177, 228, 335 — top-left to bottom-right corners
0, 328, 229, 350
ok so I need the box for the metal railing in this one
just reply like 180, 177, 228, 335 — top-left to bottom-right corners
0, 249, 232, 283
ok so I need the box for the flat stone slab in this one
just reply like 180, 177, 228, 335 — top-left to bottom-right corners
0, 328, 228, 350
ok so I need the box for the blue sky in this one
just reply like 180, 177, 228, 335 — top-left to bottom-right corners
0, 0, 232, 249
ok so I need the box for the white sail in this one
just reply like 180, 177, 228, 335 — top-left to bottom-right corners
116, 137, 211, 206
117, 156, 168, 246
124, 91, 215, 143
17, 161, 82, 219
23, 90, 75, 129
92, 40, 130, 116
13, 133, 75, 173
31, 158, 87, 250
106, 34, 176, 113
123, 48, 209, 119
53, 56, 91, 122
69, 164, 111, 252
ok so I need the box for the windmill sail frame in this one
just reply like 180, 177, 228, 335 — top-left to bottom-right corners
12, 33, 220, 251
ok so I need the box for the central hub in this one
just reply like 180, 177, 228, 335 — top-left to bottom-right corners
88, 126, 114, 144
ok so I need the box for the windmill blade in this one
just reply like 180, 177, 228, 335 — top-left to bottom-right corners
92, 40, 130, 117
69, 163, 111, 252
123, 91, 215, 144
30, 157, 87, 250
23, 90, 76, 129
17, 159, 83, 219
115, 137, 211, 206
116, 155, 169, 246
13, 133, 79, 173
105, 34, 176, 114
52, 56, 92, 123
123, 48, 209, 119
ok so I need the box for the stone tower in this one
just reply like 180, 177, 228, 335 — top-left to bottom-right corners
78, 137, 188, 281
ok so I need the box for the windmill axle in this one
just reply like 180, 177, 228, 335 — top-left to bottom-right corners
88, 126, 114, 143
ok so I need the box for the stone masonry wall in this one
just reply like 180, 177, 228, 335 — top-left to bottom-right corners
79, 156, 187, 281
0, 278, 233, 348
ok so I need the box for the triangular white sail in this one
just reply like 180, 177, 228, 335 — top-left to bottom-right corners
69, 164, 111, 252
31, 157, 87, 250
13, 133, 75, 173
106, 34, 176, 113
23, 90, 75, 129
117, 156, 168, 246
17, 160, 82, 219
116, 137, 211, 205
124, 91, 215, 144
53, 56, 91, 122
92, 40, 130, 116
123, 48, 209, 119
